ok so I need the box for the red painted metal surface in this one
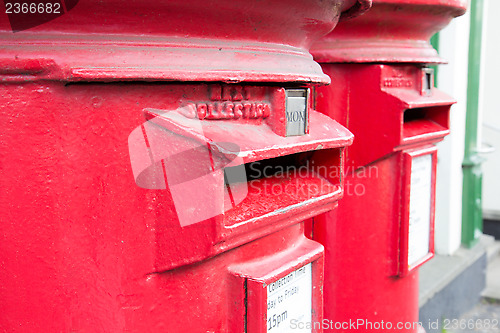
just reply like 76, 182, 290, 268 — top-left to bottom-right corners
126, 84, 353, 271
313, 155, 422, 332
0, 0, 371, 84
312, 142, 439, 331
315, 64, 453, 170
0, 82, 351, 332
311, 0, 464, 328
0, 1, 365, 331
313, 65, 453, 332
312, 0, 467, 64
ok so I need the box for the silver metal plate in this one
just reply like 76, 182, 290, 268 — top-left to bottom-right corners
422, 67, 434, 96
285, 89, 307, 137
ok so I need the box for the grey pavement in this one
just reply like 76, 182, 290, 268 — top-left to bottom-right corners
448, 241, 500, 333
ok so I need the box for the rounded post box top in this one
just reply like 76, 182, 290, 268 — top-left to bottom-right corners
0, 0, 370, 83
311, 0, 467, 64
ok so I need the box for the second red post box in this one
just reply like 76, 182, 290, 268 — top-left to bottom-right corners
310, 0, 467, 332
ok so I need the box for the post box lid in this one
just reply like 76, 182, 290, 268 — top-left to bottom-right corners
0, 0, 370, 84
311, 0, 467, 64
144, 108, 353, 165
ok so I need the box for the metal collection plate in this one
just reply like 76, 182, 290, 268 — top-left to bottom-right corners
422, 67, 434, 96
285, 89, 308, 137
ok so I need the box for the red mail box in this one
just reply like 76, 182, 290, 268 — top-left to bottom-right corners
311, 1, 466, 332
0, 0, 371, 331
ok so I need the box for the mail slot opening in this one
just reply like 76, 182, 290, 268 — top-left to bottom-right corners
223, 149, 343, 226
402, 106, 450, 142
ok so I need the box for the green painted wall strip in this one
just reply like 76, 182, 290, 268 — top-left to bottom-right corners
430, 33, 440, 87
462, 0, 485, 248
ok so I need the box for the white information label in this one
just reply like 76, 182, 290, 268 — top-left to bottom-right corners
407, 154, 433, 267
266, 263, 312, 333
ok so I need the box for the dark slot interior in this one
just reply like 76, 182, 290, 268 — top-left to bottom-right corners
404, 108, 427, 123
223, 149, 341, 187
224, 151, 312, 185
403, 106, 449, 128
425, 72, 432, 91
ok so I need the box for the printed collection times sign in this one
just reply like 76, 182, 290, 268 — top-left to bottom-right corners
267, 263, 312, 332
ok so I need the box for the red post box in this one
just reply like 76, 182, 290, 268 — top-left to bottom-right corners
310, 1, 466, 332
0, 1, 370, 332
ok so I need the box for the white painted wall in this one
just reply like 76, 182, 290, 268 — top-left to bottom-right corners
481, 0, 500, 219
434, 8, 471, 255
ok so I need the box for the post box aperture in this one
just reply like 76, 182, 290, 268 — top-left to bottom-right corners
127, 83, 352, 270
